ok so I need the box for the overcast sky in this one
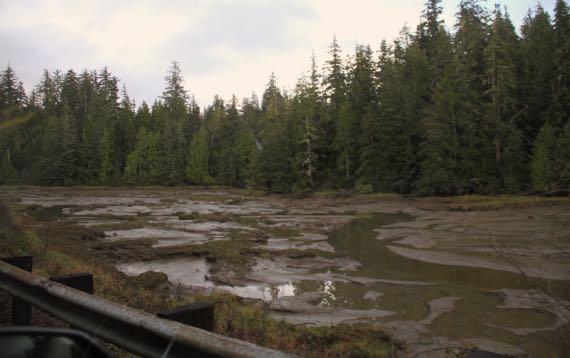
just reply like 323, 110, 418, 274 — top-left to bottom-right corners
0, 0, 557, 108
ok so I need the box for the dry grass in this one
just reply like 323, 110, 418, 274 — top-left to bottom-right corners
447, 195, 570, 211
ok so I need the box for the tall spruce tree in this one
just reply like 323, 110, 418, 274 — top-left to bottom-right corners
530, 123, 556, 191
348, 45, 377, 187
124, 127, 160, 185
416, 0, 452, 85
520, 5, 555, 146
454, 0, 494, 192
0, 65, 27, 117
185, 125, 214, 185
320, 36, 346, 182
418, 61, 463, 195
158, 61, 189, 185
552, 0, 570, 132
485, 7, 524, 191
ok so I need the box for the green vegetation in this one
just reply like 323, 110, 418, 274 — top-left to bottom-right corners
0, 203, 34, 257
1, 0, 569, 195
446, 195, 570, 211
207, 292, 393, 357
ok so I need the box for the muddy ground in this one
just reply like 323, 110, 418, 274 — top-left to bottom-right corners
1, 186, 569, 357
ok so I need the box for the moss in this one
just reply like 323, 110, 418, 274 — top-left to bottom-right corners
133, 271, 169, 289
182, 293, 392, 357
24, 205, 66, 221
0, 228, 33, 257
178, 211, 238, 222
0, 202, 33, 257
447, 195, 570, 211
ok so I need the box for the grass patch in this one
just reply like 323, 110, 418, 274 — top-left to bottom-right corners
312, 190, 348, 199
178, 211, 238, 222
355, 192, 401, 200
88, 220, 147, 231
24, 205, 66, 221
312, 190, 401, 201
447, 195, 570, 211
183, 292, 392, 357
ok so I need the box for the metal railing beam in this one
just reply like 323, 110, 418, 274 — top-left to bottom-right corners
0, 260, 294, 358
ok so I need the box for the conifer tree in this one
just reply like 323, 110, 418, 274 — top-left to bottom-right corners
35, 70, 59, 115
250, 74, 297, 192
157, 61, 190, 185
485, 7, 523, 190
453, 0, 494, 191
334, 101, 356, 187
418, 62, 462, 195
530, 123, 556, 191
124, 127, 160, 185
216, 95, 240, 186
185, 125, 214, 185
320, 36, 346, 179
552, 0, 570, 132
416, 0, 452, 85
290, 55, 321, 189
114, 85, 136, 176
34, 115, 65, 185
348, 45, 376, 187
554, 121, 570, 189
0, 148, 17, 184
98, 128, 117, 184
520, 5, 555, 144
0, 65, 27, 116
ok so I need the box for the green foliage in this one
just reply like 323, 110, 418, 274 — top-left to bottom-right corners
552, 0, 570, 131
530, 123, 556, 190
0, 151, 17, 184
418, 64, 462, 195
334, 101, 356, 187
0, 203, 32, 257
98, 128, 118, 185
2, 0, 570, 196
554, 121, 570, 188
185, 126, 214, 185
520, 5, 555, 144
124, 128, 161, 185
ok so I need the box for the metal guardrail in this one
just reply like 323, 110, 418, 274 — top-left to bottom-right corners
0, 260, 295, 358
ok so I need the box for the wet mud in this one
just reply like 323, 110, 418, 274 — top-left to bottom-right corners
2, 187, 569, 357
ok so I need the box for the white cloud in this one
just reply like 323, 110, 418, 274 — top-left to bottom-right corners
0, 0, 558, 108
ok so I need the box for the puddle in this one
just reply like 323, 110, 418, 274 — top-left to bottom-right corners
105, 228, 206, 241
74, 205, 152, 216
259, 215, 354, 231
118, 257, 213, 288
78, 220, 123, 227
261, 238, 335, 253
104, 228, 228, 247
152, 218, 251, 232
117, 258, 308, 301
20, 195, 161, 207
327, 213, 570, 356
149, 200, 280, 216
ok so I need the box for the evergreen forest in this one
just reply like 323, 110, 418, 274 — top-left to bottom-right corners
1, 0, 569, 195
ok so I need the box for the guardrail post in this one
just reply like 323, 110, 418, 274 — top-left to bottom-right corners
157, 302, 215, 332
50, 273, 94, 295
1, 256, 33, 325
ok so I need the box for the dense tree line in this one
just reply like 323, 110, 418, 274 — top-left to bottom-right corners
1, 0, 569, 194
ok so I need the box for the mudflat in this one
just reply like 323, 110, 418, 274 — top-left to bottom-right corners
1, 186, 569, 357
